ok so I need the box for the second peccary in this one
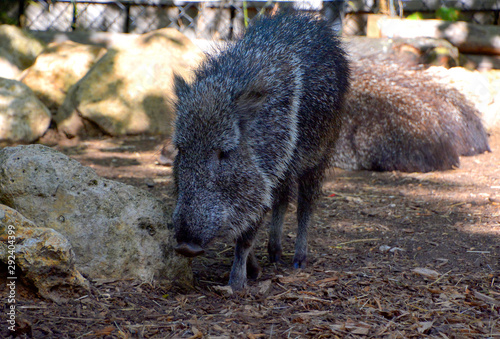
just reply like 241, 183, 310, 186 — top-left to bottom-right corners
172, 12, 349, 290
333, 59, 490, 172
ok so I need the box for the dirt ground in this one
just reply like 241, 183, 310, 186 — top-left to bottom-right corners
1, 127, 499, 338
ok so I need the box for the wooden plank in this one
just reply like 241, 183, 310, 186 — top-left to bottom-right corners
377, 18, 500, 55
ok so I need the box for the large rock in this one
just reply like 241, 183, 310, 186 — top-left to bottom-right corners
0, 25, 45, 79
485, 71, 500, 130
21, 41, 106, 113
426, 67, 491, 115
425, 66, 500, 131
0, 57, 22, 80
57, 28, 204, 138
0, 204, 89, 301
0, 78, 51, 143
0, 145, 191, 285
487, 92, 500, 131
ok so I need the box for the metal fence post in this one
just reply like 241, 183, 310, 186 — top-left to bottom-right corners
124, 2, 131, 33
71, 0, 77, 31
17, 0, 25, 27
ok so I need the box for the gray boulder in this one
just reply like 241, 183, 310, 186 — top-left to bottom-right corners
0, 78, 51, 143
0, 145, 191, 285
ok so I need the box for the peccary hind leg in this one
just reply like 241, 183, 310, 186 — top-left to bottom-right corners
294, 166, 325, 269
267, 184, 290, 263
246, 250, 261, 280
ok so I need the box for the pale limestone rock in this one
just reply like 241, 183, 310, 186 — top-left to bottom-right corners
21, 41, 106, 113
0, 78, 51, 142
57, 28, 204, 137
0, 204, 89, 301
0, 25, 45, 79
0, 145, 192, 286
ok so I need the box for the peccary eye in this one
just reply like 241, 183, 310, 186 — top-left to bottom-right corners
216, 149, 229, 161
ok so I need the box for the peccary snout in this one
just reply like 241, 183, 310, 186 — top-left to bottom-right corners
172, 192, 226, 256
174, 212, 207, 257
174, 242, 205, 257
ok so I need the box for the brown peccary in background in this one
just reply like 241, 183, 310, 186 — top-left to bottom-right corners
333, 60, 490, 172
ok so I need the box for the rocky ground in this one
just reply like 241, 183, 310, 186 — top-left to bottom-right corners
1, 127, 498, 338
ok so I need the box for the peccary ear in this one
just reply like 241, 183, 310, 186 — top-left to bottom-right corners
235, 83, 269, 124
173, 74, 190, 98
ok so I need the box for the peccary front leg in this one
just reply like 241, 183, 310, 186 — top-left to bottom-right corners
293, 166, 325, 269
229, 227, 260, 291
267, 184, 290, 263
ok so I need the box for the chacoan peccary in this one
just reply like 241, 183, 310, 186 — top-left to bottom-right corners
333, 60, 490, 172
172, 12, 350, 290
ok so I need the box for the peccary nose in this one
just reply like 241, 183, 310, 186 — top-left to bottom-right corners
175, 242, 205, 257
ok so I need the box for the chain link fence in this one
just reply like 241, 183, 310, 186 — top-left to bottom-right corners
2, 1, 499, 39
346, 0, 500, 34
12, 1, 346, 39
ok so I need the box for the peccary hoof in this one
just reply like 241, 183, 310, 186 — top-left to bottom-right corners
175, 242, 205, 257
293, 255, 307, 269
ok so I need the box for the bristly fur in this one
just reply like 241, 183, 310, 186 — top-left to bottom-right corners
172, 11, 350, 290
333, 60, 490, 172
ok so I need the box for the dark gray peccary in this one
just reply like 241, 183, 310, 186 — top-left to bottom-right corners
172, 12, 350, 291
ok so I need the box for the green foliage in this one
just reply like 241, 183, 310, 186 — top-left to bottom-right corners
0, 13, 17, 25
243, 0, 249, 28
407, 12, 424, 20
435, 6, 460, 21
406, 7, 461, 22
0, 2, 18, 25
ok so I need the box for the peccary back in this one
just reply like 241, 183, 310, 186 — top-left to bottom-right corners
172, 12, 349, 290
333, 60, 490, 172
